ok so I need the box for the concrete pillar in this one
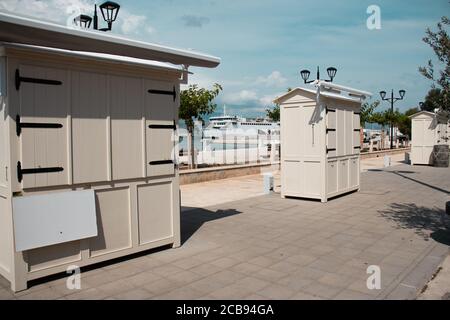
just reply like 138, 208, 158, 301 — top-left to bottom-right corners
369, 140, 374, 153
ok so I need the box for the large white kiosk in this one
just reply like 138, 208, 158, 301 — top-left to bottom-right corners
410, 111, 450, 165
0, 13, 220, 291
274, 81, 371, 203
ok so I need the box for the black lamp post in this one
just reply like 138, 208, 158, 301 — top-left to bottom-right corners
379, 89, 406, 149
74, 1, 120, 32
300, 66, 337, 84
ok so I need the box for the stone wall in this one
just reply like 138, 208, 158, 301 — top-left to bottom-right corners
180, 163, 280, 185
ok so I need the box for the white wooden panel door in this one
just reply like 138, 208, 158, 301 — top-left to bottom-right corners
301, 106, 321, 157
17, 65, 69, 188
338, 159, 349, 191
109, 75, 145, 180
327, 160, 338, 194
345, 109, 353, 155
283, 161, 301, 195
137, 182, 173, 245
281, 105, 301, 195
90, 187, 132, 257
282, 106, 302, 159
71, 71, 109, 184
336, 108, 345, 157
145, 80, 177, 177
412, 119, 434, 164
349, 157, 359, 188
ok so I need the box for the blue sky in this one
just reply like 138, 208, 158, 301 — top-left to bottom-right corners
1, 0, 448, 117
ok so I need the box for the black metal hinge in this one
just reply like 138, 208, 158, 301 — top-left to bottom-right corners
354, 128, 361, 132
354, 146, 361, 149
149, 160, 174, 166
354, 112, 361, 115
326, 128, 336, 133
16, 115, 63, 136
326, 108, 336, 114
326, 148, 336, 153
15, 69, 62, 90
148, 124, 176, 130
148, 86, 177, 102
17, 161, 64, 183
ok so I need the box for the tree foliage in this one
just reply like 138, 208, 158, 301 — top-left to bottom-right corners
371, 108, 418, 138
421, 88, 444, 112
179, 83, 223, 132
266, 104, 280, 122
265, 87, 292, 122
419, 15, 450, 112
360, 100, 380, 127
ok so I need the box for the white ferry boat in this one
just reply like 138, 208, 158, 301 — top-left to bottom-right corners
203, 106, 280, 142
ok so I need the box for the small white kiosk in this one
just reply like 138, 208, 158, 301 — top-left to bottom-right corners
410, 111, 450, 165
274, 81, 371, 202
0, 13, 220, 291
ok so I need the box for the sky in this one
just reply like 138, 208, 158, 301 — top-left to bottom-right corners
1, 0, 448, 118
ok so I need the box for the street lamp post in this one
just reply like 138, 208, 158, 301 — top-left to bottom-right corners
379, 89, 406, 149
74, 1, 120, 32
300, 66, 337, 84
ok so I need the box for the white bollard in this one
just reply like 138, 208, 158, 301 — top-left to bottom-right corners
405, 152, 410, 164
263, 173, 274, 194
384, 155, 391, 167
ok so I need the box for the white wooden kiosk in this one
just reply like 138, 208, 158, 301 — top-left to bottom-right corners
410, 111, 450, 165
274, 81, 371, 203
0, 13, 220, 291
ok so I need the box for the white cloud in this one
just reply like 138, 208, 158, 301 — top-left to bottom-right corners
223, 90, 258, 104
258, 94, 277, 106
256, 71, 287, 87
119, 12, 147, 34
0, 0, 92, 23
222, 90, 277, 107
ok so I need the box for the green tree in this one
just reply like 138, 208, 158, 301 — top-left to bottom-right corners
420, 88, 444, 112
397, 107, 419, 138
360, 100, 380, 127
265, 88, 292, 122
419, 14, 450, 113
179, 83, 222, 168
265, 104, 280, 122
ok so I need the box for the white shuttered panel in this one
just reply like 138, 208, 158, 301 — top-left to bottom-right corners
71, 71, 109, 184
17, 65, 69, 188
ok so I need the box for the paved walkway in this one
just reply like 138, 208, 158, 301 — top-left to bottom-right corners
0, 163, 449, 300
181, 153, 406, 209
418, 249, 450, 299
360, 153, 405, 172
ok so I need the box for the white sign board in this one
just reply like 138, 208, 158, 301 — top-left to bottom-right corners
13, 190, 98, 252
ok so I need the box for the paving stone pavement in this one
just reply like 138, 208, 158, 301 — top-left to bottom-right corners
1, 164, 449, 300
